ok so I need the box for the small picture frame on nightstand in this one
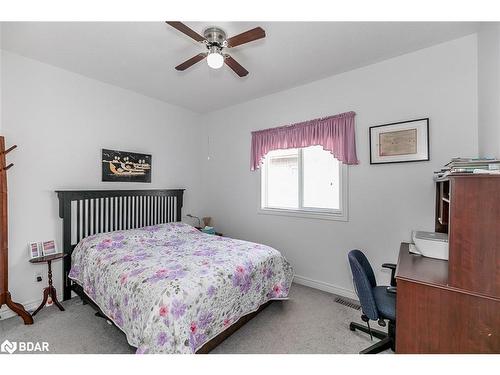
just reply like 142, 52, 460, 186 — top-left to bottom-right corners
29, 242, 42, 259
41, 240, 57, 256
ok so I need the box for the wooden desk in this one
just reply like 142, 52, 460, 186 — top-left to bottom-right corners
395, 243, 500, 353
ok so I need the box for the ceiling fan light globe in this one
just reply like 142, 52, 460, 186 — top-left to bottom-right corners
207, 52, 224, 69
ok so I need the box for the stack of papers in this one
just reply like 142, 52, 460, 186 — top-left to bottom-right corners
434, 157, 500, 180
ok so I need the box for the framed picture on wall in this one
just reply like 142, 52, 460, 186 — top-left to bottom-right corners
101, 149, 152, 183
369, 118, 429, 164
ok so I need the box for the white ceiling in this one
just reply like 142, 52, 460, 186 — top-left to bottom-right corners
1, 22, 479, 113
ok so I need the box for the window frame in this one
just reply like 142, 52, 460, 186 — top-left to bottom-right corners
258, 147, 349, 222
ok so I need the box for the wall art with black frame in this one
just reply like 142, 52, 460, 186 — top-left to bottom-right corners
369, 118, 429, 164
101, 148, 151, 182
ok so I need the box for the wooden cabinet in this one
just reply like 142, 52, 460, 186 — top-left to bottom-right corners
395, 244, 500, 353
396, 174, 500, 353
448, 175, 500, 298
434, 175, 500, 298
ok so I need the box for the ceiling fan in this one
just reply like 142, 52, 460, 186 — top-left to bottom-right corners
166, 22, 266, 77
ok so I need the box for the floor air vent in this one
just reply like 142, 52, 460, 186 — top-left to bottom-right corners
334, 296, 361, 310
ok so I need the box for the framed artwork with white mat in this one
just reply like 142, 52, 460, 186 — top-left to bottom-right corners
369, 118, 429, 164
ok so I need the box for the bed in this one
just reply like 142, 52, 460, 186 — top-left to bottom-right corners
56, 189, 294, 354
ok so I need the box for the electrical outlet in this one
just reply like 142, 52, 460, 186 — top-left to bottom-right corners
35, 272, 43, 283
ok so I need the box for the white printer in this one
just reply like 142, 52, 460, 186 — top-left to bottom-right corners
409, 231, 449, 260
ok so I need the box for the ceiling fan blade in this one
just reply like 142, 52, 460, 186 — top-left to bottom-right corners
175, 53, 207, 71
226, 27, 266, 48
166, 21, 205, 42
224, 55, 249, 77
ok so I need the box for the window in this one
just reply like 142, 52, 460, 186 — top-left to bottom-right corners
260, 145, 348, 220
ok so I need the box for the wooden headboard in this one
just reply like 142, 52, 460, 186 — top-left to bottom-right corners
56, 189, 185, 300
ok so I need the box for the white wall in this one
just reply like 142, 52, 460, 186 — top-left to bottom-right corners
0, 33, 480, 319
478, 23, 500, 158
0, 51, 201, 318
199, 35, 478, 298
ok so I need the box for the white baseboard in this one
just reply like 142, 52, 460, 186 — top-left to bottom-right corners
293, 274, 358, 301
0, 299, 40, 321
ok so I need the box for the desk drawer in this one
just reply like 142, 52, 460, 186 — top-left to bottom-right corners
396, 279, 500, 353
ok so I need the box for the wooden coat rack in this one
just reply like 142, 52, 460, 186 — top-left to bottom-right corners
0, 136, 33, 324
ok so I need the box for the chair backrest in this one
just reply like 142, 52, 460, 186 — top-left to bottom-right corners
348, 249, 379, 320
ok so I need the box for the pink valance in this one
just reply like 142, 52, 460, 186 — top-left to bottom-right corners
250, 111, 359, 171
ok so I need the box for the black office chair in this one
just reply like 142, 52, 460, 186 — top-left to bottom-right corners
348, 249, 397, 354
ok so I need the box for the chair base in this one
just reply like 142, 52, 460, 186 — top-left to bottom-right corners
350, 321, 395, 354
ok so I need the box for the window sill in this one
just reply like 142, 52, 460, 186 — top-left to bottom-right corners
257, 207, 348, 222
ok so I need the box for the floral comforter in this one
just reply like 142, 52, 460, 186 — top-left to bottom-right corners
69, 222, 294, 354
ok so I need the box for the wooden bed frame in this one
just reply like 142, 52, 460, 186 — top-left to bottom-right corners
56, 189, 273, 353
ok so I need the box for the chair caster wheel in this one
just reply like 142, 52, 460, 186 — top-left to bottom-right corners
349, 322, 356, 331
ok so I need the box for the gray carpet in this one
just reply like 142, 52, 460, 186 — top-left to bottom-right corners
0, 283, 389, 354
